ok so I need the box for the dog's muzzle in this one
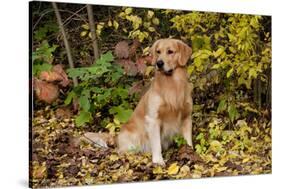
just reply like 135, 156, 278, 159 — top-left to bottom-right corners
156, 60, 173, 76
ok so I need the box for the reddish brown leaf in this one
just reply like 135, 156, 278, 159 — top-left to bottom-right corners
116, 59, 138, 76
39, 64, 69, 87
55, 107, 72, 119
136, 57, 148, 75
114, 41, 129, 59
129, 81, 145, 95
129, 39, 141, 58
144, 55, 153, 65
52, 64, 70, 87
33, 78, 59, 104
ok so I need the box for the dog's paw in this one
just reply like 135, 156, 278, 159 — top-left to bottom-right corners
152, 156, 165, 166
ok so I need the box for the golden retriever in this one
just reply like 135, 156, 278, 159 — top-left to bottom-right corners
117, 38, 193, 165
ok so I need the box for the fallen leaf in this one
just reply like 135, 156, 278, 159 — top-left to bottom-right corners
153, 166, 163, 174
167, 163, 180, 175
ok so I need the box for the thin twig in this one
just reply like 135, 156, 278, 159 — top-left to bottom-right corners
32, 6, 87, 32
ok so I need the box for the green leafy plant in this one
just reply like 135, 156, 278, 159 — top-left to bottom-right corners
66, 51, 134, 127
32, 40, 58, 76
173, 135, 187, 148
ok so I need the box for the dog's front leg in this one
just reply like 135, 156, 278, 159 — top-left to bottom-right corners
145, 116, 165, 165
182, 115, 193, 148
145, 95, 165, 165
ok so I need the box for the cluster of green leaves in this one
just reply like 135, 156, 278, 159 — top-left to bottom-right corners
65, 51, 133, 127
32, 40, 58, 76
34, 21, 58, 41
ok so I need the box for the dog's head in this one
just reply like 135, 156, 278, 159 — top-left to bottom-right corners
150, 39, 192, 75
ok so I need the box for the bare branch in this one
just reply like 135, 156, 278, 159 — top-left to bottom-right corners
86, 4, 100, 62
52, 2, 78, 86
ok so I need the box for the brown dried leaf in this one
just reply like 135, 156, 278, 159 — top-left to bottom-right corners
116, 59, 138, 76
129, 81, 145, 95
114, 41, 129, 59
129, 39, 141, 58
39, 64, 70, 87
33, 78, 59, 104
55, 107, 72, 119
136, 57, 147, 75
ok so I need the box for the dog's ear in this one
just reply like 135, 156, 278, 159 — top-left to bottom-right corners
150, 39, 162, 65
177, 40, 192, 66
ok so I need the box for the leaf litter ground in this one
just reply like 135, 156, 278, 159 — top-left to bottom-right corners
31, 106, 271, 188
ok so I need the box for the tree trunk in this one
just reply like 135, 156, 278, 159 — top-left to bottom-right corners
52, 2, 78, 86
254, 77, 261, 108
86, 4, 99, 62
266, 68, 271, 108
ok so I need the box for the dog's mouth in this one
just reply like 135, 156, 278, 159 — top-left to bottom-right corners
157, 68, 173, 76
164, 69, 173, 76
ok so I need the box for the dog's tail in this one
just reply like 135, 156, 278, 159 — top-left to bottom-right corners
73, 132, 116, 148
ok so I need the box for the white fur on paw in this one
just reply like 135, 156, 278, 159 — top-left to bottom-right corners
152, 156, 165, 166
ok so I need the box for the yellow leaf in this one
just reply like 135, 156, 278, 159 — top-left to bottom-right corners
226, 68, 233, 78
125, 7, 133, 15
33, 162, 47, 179
152, 18, 160, 25
80, 31, 88, 37
168, 163, 179, 175
108, 20, 112, 27
145, 66, 154, 76
242, 157, 250, 163
119, 12, 126, 19
113, 118, 120, 125
216, 166, 228, 172
213, 47, 224, 58
81, 24, 89, 30
153, 166, 163, 174
142, 47, 150, 56
147, 10, 154, 19
109, 154, 119, 161
113, 20, 119, 30
148, 27, 156, 32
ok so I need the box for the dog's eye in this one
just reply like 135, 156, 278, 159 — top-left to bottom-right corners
156, 50, 161, 54
167, 50, 174, 54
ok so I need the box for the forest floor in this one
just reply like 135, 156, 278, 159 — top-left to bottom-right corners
30, 106, 271, 188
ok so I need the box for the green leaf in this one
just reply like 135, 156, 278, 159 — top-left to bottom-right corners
226, 68, 234, 78
109, 106, 133, 123
64, 91, 75, 105
79, 95, 90, 112
96, 51, 114, 64
33, 63, 52, 76
75, 111, 92, 126
228, 104, 238, 122
217, 99, 226, 113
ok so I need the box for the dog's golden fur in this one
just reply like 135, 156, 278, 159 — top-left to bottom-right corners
117, 39, 193, 165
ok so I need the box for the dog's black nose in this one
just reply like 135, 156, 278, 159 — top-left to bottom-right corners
156, 60, 164, 68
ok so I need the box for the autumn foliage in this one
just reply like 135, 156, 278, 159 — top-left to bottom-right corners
30, 2, 271, 188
